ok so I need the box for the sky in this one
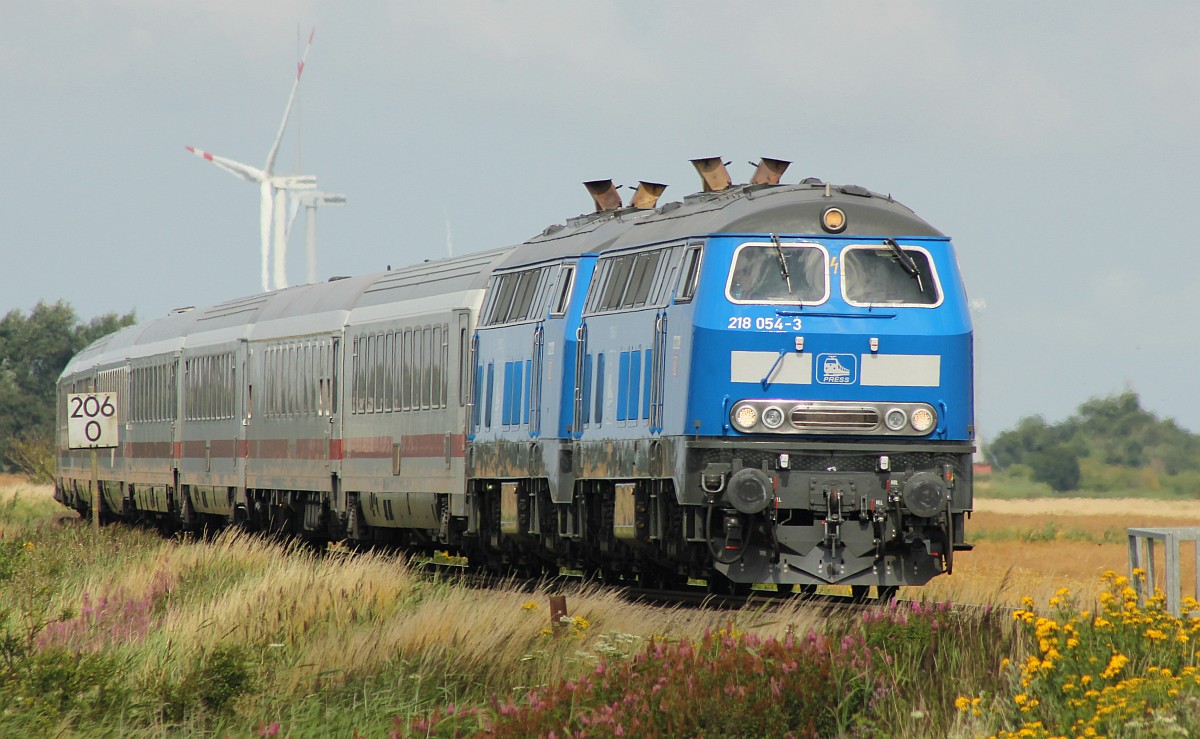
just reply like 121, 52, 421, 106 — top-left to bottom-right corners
3, 1, 1199, 444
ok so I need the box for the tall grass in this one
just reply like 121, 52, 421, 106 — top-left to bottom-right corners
4, 476, 1197, 736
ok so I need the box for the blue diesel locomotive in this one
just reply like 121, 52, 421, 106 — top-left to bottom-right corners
55, 157, 974, 597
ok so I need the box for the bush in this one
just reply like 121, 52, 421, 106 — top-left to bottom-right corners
961, 573, 1200, 737
2, 431, 54, 484
404, 625, 865, 738
156, 644, 255, 722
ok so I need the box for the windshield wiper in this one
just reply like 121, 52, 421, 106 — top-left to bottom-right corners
883, 237, 924, 294
770, 233, 792, 294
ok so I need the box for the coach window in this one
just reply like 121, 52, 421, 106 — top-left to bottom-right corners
399, 329, 410, 411
375, 335, 387, 414
432, 325, 443, 409
422, 327, 433, 409
370, 336, 380, 413
317, 344, 327, 416
270, 349, 280, 416
841, 244, 942, 307
287, 347, 297, 416
353, 339, 365, 414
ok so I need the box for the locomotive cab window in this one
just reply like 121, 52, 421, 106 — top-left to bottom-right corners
675, 245, 703, 303
726, 242, 828, 304
841, 244, 942, 307
550, 265, 576, 316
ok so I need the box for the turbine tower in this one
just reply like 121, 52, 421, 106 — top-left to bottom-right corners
186, 29, 319, 292
287, 191, 347, 284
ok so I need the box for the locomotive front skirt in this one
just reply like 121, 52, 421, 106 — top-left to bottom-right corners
56, 160, 974, 597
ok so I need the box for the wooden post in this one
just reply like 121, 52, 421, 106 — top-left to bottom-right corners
549, 595, 567, 637
91, 448, 100, 536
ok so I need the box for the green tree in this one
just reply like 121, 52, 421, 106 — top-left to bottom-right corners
1029, 447, 1082, 492
987, 390, 1200, 494
0, 301, 135, 474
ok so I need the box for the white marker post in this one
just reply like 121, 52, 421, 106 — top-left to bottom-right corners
66, 392, 118, 535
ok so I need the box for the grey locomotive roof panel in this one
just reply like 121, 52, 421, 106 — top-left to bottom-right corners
503, 181, 943, 267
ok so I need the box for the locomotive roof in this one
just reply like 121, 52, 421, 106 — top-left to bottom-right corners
496, 179, 944, 270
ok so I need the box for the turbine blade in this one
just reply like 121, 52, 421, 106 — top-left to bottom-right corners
186, 146, 264, 183
263, 27, 316, 175
285, 192, 302, 243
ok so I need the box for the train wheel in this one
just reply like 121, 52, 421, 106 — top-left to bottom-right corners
707, 574, 751, 597
877, 585, 899, 603
850, 585, 871, 602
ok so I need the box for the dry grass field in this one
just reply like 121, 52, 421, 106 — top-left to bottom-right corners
920, 496, 1200, 607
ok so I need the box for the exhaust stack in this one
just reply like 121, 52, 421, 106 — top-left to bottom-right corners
750, 157, 791, 185
690, 157, 732, 192
630, 181, 667, 210
584, 179, 623, 212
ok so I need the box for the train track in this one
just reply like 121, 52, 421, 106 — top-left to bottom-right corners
414, 561, 899, 613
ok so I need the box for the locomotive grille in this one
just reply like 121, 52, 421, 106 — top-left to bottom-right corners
789, 405, 879, 431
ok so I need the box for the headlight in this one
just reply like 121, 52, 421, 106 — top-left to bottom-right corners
733, 404, 758, 430
761, 406, 785, 429
910, 408, 935, 433
884, 408, 907, 431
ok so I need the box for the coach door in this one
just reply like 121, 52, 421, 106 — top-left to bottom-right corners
236, 340, 249, 500
327, 336, 342, 476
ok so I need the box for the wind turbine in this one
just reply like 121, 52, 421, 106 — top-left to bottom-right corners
186, 29, 319, 292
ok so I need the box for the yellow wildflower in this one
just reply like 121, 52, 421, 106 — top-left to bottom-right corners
1100, 654, 1128, 680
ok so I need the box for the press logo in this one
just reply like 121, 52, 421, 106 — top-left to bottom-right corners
817, 354, 857, 384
